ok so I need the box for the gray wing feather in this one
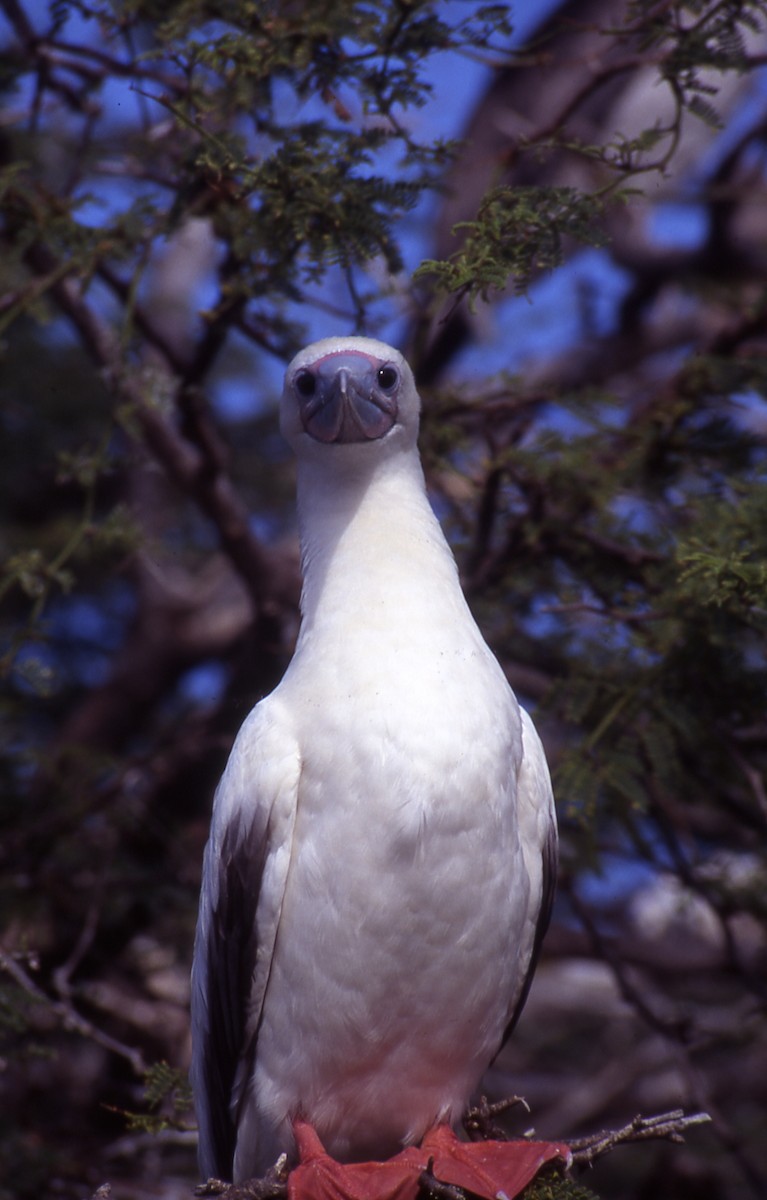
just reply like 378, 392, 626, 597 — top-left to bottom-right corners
497, 707, 558, 1051
499, 816, 557, 1048
191, 807, 268, 1180
190, 704, 300, 1183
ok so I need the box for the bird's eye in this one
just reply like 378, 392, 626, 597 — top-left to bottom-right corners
294, 370, 316, 398
377, 365, 398, 391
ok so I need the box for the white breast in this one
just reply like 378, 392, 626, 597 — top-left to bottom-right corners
233, 461, 536, 1176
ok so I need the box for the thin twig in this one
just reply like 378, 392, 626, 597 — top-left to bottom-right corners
568, 1109, 712, 1169
463, 1094, 531, 1142
418, 1158, 468, 1200
195, 1156, 289, 1199
0, 950, 146, 1075
565, 880, 691, 1041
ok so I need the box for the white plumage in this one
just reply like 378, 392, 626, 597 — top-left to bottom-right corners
190, 336, 557, 1183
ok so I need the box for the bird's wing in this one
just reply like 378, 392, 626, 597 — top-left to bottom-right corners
190, 699, 300, 1181
499, 707, 558, 1048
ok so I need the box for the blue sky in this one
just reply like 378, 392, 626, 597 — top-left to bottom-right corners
9, 0, 765, 402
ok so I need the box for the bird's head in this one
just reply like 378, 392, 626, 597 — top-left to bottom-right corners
280, 337, 420, 457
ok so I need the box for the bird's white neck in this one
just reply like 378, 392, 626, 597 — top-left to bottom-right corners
293, 447, 466, 646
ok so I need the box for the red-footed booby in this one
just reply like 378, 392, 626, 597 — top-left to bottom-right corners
191, 336, 562, 1197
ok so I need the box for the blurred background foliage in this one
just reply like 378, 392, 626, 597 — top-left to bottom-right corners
1, 1, 766, 1197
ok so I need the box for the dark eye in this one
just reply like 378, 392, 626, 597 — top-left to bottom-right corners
377, 365, 398, 390
294, 369, 316, 398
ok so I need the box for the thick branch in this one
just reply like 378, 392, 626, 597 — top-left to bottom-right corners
22, 242, 276, 612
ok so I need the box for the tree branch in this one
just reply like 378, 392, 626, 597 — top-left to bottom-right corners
568, 1109, 712, 1169
21, 241, 277, 613
0, 950, 147, 1076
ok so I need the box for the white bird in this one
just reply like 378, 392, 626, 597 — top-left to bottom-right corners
190, 336, 558, 1188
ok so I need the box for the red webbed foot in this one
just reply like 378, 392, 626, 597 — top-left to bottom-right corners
288, 1120, 421, 1200
418, 1124, 571, 1200
287, 1119, 571, 1200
